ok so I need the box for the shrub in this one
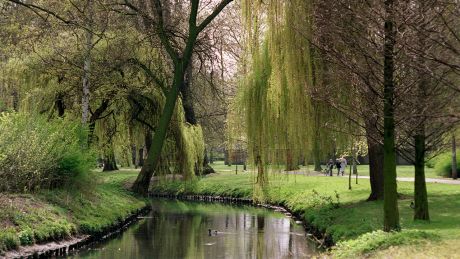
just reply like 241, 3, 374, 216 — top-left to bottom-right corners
18, 228, 34, 245
433, 151, 459, 178
0, 113, 95, 192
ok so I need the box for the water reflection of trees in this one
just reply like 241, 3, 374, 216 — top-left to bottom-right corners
76, 200, 314, 258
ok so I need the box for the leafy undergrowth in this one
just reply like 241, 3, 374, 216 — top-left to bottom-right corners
0, 171, 147, 253
151, 163, 460, 258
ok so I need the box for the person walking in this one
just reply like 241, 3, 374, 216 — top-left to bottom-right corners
335, 159, 341, 176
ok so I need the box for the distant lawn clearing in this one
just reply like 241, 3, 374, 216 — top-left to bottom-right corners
210, 160, 441, 179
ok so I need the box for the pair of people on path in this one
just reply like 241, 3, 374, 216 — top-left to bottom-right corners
326, 157, 347, 176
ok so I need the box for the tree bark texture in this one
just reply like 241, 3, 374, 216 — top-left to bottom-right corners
365, 119, 385, 201
81, 0, 93, 125
383, 0, 400, 232
414, 134, 429, 220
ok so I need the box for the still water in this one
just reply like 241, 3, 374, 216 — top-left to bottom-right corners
69, 199, 318, 259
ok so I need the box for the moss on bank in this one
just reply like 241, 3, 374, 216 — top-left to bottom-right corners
151, 163, 460, 258
0, 171, 147, 253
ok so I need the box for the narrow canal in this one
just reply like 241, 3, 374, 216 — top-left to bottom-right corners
67, 199, 318, 258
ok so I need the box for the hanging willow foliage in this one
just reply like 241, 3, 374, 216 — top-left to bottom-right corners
235, 0, 350, 193
171, 98, 205, 180
238, 0, 314, 181
103, 86, 204, 180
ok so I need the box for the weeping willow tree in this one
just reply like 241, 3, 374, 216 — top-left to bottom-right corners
236, 1, 317, 188
234, 0, 352, 199
2, 36, 206, 180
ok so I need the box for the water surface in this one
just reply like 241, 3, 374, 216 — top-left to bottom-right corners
69, 199, 317, 258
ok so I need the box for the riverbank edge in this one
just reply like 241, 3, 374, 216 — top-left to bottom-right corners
3, 205, 151, 259
150, 193, 334, 249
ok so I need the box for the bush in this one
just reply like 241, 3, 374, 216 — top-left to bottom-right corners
18, 228, 34, 245
0, 113, 95, 192
433, 151, 459, 178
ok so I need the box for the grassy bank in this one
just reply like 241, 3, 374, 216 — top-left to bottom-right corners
0, 170, 147, 254
152, 162, 460, 258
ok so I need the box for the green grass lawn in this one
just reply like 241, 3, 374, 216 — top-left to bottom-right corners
211, 160, 440, 179
151, 162, 460, 258
0, 171, 146, 254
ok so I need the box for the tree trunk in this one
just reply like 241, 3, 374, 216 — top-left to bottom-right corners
138, 147, 144, 167
145, 130, 152, 153
180, 60, 197, 125
179, 59, 215, 177
131, 144, 137, 169
256, 154, 267, 187
224, 150, 231, 166
352, 145, 357, 184
414, 134, 429, 220
132, 66, 184, 196
202, 148, 215, 175
313, 141, 322, 172
286, 149, 297, 171
366, 122, 384, 201
210, 148, 214, 164
348, 164, 352, 190
81, 0, 93, 125
312, 102, 322, 172
452, 134, 457, 179
348, 144, 353, 190
383, 0, 400, 232
413, 6, 430, 220
55, 93, 65, 117
103, 147, 118, 171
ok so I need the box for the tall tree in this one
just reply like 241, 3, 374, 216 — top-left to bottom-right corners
382, 0, 400, 231
128, 0, 234, 195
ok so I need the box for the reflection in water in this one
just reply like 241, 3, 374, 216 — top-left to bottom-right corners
68, 199, 317, 259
